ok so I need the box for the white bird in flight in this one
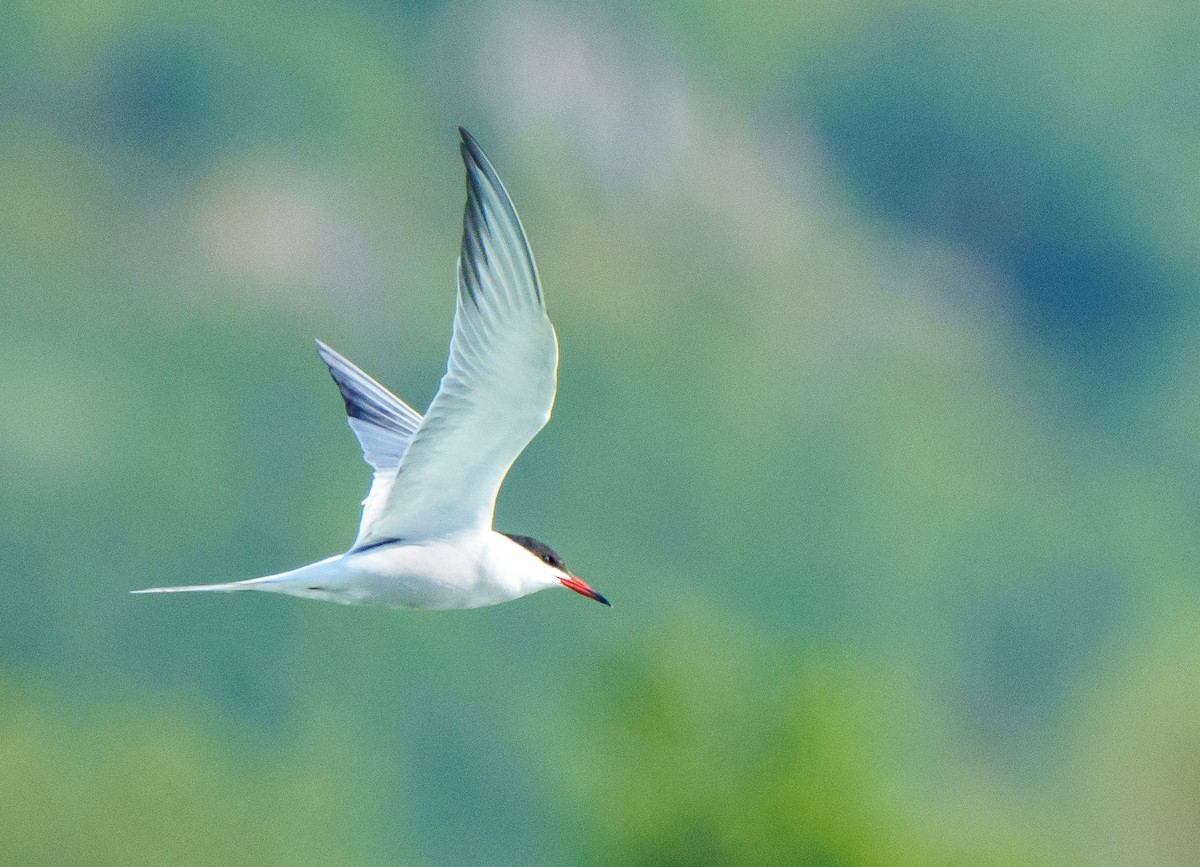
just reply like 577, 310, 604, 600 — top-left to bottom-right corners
134, 128, 609, 610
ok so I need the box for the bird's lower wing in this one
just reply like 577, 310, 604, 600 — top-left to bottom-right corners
314, 339, 427, 549
354, 129, 558, 545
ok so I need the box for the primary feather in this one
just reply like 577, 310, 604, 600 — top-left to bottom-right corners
314, 339, 425, 549
353, 128, 559, 545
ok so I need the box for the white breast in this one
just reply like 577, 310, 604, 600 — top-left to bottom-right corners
337, 530, 553, 609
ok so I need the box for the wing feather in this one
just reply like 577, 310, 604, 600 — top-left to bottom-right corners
316, 339, 423, 470
314, 339, 426, 548
355, 128, 558, 544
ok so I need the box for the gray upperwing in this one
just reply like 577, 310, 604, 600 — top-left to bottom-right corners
316, 339, 423, 470
316, 339, 428, 550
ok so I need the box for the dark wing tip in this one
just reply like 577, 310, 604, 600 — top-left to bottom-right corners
458, 127, 511, 206
315, 341, 372, 423
459, 127, 483, 165
459, 127, 496, 192
314, 339, 420, 435
455, 127, 544, 308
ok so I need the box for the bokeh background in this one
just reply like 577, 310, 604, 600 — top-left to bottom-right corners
2, 1, 1200, 864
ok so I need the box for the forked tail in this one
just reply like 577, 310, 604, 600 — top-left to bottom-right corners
130, 555, 348, 600
130, 582, 244, 595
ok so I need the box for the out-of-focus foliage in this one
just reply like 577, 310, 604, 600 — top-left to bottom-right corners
2, 0, 1200, 864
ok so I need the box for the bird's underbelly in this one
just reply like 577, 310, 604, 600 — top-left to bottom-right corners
333, 541, 519, 609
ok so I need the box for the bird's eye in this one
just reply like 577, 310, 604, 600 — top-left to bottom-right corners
542, 554, 553, 564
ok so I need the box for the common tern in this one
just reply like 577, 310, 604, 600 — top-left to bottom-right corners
133, 128, 609, 610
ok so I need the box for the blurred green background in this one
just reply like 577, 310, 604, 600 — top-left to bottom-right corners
3, 0, 1200, 864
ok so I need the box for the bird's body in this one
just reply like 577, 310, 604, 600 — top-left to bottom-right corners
134, 129, 609, 611
153, 532, 562, 609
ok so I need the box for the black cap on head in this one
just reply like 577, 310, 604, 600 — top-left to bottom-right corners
503, 533, 566, 570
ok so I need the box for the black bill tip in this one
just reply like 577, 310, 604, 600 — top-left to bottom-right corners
560, 576, 612, 608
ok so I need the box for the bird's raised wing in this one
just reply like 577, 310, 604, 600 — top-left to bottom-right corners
354, 128, 558, 546
315, 339, 426, 548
